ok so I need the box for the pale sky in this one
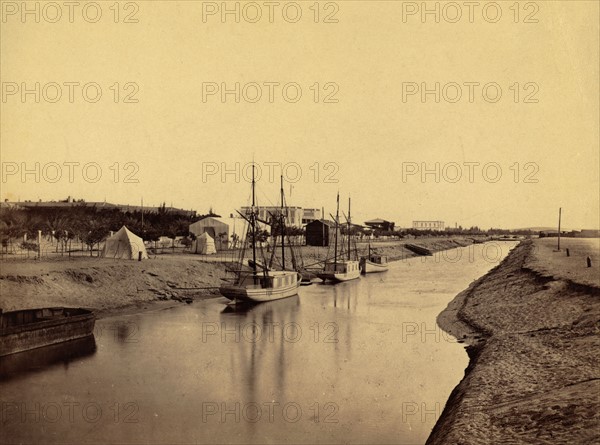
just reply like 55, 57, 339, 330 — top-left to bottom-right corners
1, 1, 598, 230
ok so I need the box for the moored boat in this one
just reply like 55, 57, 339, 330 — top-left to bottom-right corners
0, 307, 95, 357
360, 245, 389, 274
219, 166, 301, 304
318, 259, 361, 281
317, 194, 361, 283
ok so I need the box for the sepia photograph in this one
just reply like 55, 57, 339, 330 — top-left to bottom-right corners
1, 1, 599, 444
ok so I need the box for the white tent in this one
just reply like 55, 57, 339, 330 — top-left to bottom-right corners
192, 232, 217, 254
101, 226, 148, 260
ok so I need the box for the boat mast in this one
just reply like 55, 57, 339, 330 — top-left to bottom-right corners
280, 175, 285, 270
334, 192, 339, 267
251, 164, 258, 284
347, 196, 351, 260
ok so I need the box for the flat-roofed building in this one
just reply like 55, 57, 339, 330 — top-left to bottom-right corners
302, 208, 321, 225
240, 206, 303, 228
413, 220, 445, 231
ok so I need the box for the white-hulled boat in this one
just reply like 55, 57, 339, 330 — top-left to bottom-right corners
360, 245, 389, 274
219, 269, 301, 303
219, 166, 301, 304
317, 194, 361, 283
318, 259, 361, 282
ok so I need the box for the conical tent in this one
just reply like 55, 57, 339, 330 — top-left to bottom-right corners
101, 226, 148, 260
192, 232, 217, 254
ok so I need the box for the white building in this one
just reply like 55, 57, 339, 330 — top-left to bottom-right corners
240, 206, 304, 228
189, 217, 247, 250
413, 220, 445, 231
302, 208, 322, 225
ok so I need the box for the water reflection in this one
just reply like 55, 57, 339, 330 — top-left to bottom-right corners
0, 335, 96, 382
331, 282, 360, 312
219, 296, 301, 441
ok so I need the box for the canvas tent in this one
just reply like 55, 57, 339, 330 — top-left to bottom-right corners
101, 226, 148, 260
192, 232, 217, 254
189, 217, 247, 250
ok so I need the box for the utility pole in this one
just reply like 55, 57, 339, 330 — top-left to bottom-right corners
557, 207, 561, 251
280, 175, 285, 270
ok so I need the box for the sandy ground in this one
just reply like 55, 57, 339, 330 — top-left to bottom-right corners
0, 255, 224, 317
0, 237, 475, 318
429, 239, 600, 444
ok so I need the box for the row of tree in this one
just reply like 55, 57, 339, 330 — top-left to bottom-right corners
0, 203, 217, 254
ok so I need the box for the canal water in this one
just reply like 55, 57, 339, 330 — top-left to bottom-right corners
0, 242, 517, 444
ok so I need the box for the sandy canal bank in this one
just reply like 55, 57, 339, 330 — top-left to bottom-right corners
0, 237, 476, 318
429, 238, 600, 444
0, 255, 225, 318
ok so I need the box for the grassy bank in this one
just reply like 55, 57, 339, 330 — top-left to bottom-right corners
429, 238, 599, 444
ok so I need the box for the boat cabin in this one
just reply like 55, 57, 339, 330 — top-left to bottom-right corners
368, 254, 387, 265
239, 271, 298, 289
324, 261, 360, 274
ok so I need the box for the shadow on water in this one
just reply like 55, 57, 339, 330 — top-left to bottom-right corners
0, 335, 97, 382
220, 295, 301, 317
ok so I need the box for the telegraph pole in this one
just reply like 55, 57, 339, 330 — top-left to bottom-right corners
557, 207, 562, 251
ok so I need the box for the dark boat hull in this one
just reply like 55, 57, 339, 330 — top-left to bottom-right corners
0, 308, 96, 357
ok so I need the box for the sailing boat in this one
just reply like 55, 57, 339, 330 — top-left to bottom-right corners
359, 244, 389, 274
219, 167, 301, 303
317, 194, 361, 282
272, 176, 314, 285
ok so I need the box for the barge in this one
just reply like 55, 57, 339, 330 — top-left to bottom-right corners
0, 307, 95, 356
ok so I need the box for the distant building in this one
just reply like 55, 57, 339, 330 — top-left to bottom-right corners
305, 219, 338, 246
189, 217, 247, 250
365, 218, 395, 232
413, 221, 445, 231
302, 208, 322, 225
240, 206, 303, 228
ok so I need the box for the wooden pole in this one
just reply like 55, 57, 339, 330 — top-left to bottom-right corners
251, 165, 257, 284
557, 207, 561, 251
347, 197, 351, 260
334, 193, 339, 267
280, 175, 285, 270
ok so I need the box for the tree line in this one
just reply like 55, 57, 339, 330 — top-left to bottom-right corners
0, 203, 218, 255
